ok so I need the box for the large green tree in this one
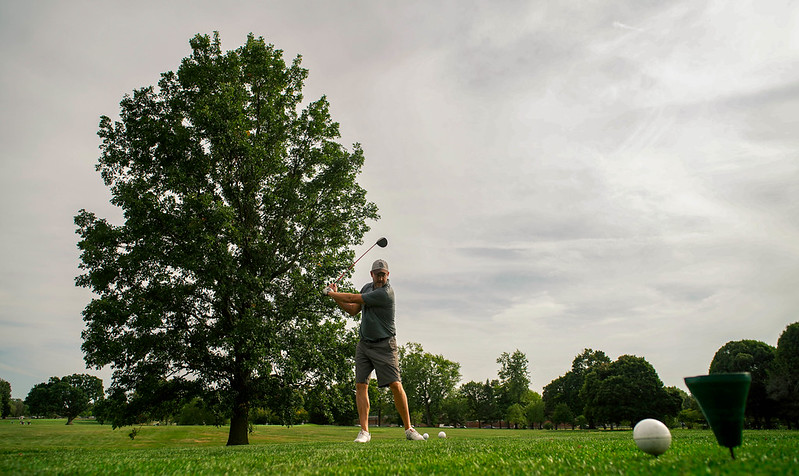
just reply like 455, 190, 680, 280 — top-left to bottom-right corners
460, 380, 498, 428
543, 348, 610, 428
9, 399, 26, 418
505, 403, 527, 429
399, 342, 461, 426
709, 339, 776, 428
75, 32, 377, 445
496, 350, 531, 408
580, 355, 678, 428
551, 402, 575, 430
441, 392, 469, 427
542, 374, 569, 416
524, 392, 546, 429
768, 322, 799, 428
0, 378, 10, 418
24, 374, 104, 424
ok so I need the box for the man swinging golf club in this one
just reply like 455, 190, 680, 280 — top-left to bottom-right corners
324, 258, 425, 443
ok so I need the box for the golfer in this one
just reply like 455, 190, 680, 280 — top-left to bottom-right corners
325, 259, 425, 442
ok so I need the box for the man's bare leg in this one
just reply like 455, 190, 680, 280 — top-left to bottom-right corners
389, 381, 412, 430
356, 382, 370, 432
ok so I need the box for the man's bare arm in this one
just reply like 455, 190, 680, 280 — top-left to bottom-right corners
330, 292, 364, 316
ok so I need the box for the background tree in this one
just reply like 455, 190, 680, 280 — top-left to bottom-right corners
768, 322, 799, 428
496, 350, 531, 408
709, 339, 776, 428
459, 380, 499, 428
441, 393, 468, 427
304, 380, 356, 426
543, 348, 610, 428
177, 397, 219, 425
482, 380, 502, 427
524, 393, 546, 429
677, 390, 706, 429
459, 381, 481, 427
663, 386, 689, 427
25, 381, 55, 418
542, 374, 571, 422
506, 403, 527, 429
580, 355, 676, 428
24, 374, 104, 424
60, 374, 105, 423
91, 387, 159, 427
580, 364, 609, 428
552, 403, 575, 430
399, 342, 461, 426
574, 414, 588, 429
74, 32, 377, 445
367, 379, 395, 427
571, 348, 612, 375
9, 399, 26, 418
0, 378, 10, 418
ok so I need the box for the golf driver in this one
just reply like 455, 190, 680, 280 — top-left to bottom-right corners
333, 237, 388, 284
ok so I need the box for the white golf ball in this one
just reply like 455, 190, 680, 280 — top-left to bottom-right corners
438, 431, 447, 439
633, 419, 671, 456
423, 433, 429, 440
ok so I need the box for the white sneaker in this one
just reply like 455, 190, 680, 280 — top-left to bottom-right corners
405, 427, 425, 441
354, 429, 371, 443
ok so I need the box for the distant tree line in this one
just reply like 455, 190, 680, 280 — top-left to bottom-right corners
5, 321, 797, 430
544, 321, 799, 430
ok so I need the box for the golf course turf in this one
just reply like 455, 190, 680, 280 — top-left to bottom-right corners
2, 420, 797, 474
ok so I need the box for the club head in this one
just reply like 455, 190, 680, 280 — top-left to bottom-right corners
376, 237, 388, 248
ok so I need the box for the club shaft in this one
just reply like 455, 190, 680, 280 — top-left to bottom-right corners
334, 242, 378, 284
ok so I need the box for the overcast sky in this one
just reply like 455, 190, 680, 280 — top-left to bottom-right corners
2, 1, 798, 400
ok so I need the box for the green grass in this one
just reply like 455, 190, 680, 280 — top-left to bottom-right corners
2, 420, 798, 475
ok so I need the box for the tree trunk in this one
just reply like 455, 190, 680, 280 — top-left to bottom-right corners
227, 400, 250, 446
425, 401, 432, 427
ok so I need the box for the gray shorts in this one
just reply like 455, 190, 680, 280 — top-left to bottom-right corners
355, 336, 401, 387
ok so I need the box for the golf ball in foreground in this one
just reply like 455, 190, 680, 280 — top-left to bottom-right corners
423, 433, 429, 440
438, 431, 447, 439
633, 419, 671, 456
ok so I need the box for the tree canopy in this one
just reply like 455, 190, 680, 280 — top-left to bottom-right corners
581, 355, 677, 428
399, 342, 461, 426
459, 380, 500, 427
24, 374, 104, 424
75, 32, 377, 445
524, 392, 546, 429
496, 349, 531, 406
768, 322, 799, 427
710, 339, 777, 428
0, 378, 11, 418
543, 348, 610, 428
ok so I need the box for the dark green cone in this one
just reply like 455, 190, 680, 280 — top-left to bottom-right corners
684, 373, 751, 458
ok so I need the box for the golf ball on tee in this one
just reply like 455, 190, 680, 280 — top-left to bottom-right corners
438, 431, 447, 439
633, 419, 671, 456
423, 433, 429, 440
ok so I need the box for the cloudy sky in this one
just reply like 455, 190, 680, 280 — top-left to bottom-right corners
2, 1, 798, 400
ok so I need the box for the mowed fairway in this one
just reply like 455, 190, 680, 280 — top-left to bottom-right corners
2, 420, 797, 475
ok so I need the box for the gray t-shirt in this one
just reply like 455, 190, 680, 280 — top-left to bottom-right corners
359, 280, 395, 341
